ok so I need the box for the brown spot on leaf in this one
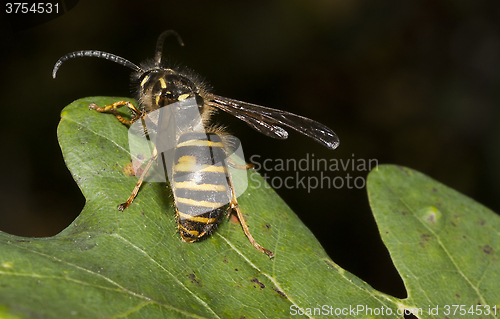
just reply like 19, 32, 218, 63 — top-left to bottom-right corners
420, 234, 431, 242
274, 288, 287, 298
426, 213, 436, 223
482, 245, 493, 255
251, 278, 265, 289
229, 214, 239, 224
419, 234, 431, 248
188, 273, 201, 287
122, 162, 137, 177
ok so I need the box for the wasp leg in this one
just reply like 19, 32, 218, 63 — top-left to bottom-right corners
118, 148, 158, 211
89, 101, 143, 125
225, 153, 272, 257
231, 200, 274, 258
225, 157, 254, 170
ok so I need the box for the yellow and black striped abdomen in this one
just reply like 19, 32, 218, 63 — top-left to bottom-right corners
172, 132, 232, 242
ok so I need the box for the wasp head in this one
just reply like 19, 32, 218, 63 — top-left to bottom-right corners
135, 68, 207, 113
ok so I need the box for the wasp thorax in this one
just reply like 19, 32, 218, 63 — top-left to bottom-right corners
138, 69, 203, 112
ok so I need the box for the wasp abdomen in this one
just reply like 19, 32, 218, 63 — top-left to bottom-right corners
172, 132, 232, 242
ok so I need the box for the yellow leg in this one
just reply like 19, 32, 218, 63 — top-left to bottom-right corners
226, 157, 254, 170
231, 200, 274, 258
118, 148, 158, 211
225, 152, 272, 257
89, 101, 143, 125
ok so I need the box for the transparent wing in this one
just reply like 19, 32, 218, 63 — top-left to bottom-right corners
206, 94, 339, 150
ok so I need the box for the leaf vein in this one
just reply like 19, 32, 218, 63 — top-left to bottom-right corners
112, 233, 221, 319
215, 233, 313, 319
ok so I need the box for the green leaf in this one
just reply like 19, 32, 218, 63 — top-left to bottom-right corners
367, 165, 500, 318
0, 98, 498, 318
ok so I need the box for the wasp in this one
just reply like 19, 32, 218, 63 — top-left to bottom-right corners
52, 30, 339, 258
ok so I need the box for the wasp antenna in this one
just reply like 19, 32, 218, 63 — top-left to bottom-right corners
154, 30, 185, 65
52, 50, 142, 78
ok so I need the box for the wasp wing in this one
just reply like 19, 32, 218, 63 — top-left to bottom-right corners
206, 94, 339, 150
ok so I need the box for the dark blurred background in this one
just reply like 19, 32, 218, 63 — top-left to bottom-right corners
1, 0, 499, 299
